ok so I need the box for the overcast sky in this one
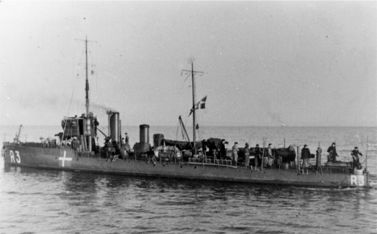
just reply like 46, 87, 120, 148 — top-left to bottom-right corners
0, 1, 376, 126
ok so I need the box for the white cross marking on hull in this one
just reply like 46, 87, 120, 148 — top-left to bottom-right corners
58, 150, 72, 167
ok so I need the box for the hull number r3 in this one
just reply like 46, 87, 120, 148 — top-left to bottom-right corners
9, 150, 21, 164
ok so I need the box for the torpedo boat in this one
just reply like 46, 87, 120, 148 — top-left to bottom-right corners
1, 39, 370, 188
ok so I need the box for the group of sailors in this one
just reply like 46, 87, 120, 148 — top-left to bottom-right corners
230, 142, 278, 169
199, 139, 277, 168
227, 141, 364, 172
301, 142, 364, 173
323, 142, 364, 170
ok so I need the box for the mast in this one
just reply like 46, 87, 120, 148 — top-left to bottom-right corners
182, 60, 203, 155
85, 37, 89, 117
191, 61, 196, 154
84, 37, 92, 152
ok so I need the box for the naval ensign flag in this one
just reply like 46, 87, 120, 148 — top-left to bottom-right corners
189, 96, 207, 116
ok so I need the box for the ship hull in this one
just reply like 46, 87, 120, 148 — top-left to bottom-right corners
2, 143, 370, 188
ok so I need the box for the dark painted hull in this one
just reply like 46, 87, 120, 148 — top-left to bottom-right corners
2, 143, 370, 188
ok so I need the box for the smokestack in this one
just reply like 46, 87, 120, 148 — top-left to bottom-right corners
133, 124, 151, 156
139, 124, 150, 144
107, 111, 120, 143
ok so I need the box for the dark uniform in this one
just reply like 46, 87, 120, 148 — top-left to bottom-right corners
351, 147, 363, 170
327, 143, 338, 163
202, 140, 207, 157
220, 140, 226, 159
301, 145, 311, 174
255, 144, 262, 167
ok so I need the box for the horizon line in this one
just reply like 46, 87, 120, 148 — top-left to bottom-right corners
0, 124, 376, 128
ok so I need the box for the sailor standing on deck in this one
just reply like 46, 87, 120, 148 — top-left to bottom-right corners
220, 139, 227, 159
351, 146, 363, 170
301, 144, 311, 175
72, 137, 80, 151
255, 144, 262, 168
316, 146, 322, 173
327, 142, 338, 162
266, 143, 274, 168
232, 142, 239, 166
202, 139, 207, 158
244, 143, 250, 167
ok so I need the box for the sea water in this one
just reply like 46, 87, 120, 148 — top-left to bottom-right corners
0, 126, 376, 233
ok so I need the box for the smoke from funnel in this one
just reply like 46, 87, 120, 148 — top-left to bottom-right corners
90, 102, 117, 113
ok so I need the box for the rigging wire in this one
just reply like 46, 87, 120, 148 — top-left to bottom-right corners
175, 120, 179, 141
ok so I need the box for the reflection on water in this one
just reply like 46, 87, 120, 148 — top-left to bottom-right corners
0, 166, 376, 234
